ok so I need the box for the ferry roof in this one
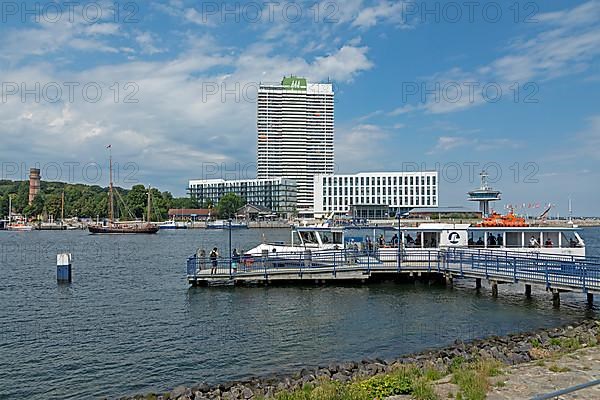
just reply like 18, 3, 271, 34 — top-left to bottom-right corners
468, 226, 581, 231
293, 224, 581, 232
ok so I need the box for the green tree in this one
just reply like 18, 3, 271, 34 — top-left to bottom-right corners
216, 193, 245, 219
125, 185, 147, 219
44, 193, 62, 219
24, 193, 45, 218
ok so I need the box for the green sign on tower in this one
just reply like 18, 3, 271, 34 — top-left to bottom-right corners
282, 76, 307, 91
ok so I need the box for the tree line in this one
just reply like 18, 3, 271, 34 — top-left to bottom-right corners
0, 180, 246, 221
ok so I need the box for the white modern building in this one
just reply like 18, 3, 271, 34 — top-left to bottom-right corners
257, 76, 334, 213
188, 178, 297, 217
313, 171, 439, 219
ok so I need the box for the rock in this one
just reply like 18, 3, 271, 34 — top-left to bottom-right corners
171, 386, 188, 398
332, 372, 350, 383
264, 386, 274, 398
316, 368, 331, 379
516, 342, 533, 353
242, 387, 254, 399
198, 383, 211, 393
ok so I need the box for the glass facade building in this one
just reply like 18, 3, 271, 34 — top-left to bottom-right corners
188, 178, 297, 217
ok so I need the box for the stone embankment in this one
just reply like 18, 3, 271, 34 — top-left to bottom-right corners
122, 319, 600, 400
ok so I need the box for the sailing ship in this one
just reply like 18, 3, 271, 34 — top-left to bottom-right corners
88, 147, 159, 235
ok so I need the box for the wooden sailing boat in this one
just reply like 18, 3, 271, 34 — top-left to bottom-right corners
88, 147, 159, 234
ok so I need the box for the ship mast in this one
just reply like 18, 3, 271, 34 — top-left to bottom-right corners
108, 146, 114, 222
147, 186, 152, 223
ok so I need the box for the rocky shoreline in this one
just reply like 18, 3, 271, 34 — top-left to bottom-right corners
122, 319, 600, 400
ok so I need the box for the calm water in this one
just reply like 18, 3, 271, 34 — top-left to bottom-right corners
1, 227, 599, 399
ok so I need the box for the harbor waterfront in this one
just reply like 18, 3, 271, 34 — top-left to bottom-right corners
0, 228, 599, 399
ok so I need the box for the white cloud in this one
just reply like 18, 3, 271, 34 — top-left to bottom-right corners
427, 136, 522, 154
135, 31, 165, 55
0, 39, 374, 193
386, 1, 600, 115
312, 46, 374, 81
352, 1, 408, 28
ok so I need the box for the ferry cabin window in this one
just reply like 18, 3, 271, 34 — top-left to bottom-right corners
527, 232, 542, 248
560, 231, 580, 247
505, 232, 523, 248
292, 231, 302, 246
422, 232, 439, 248
300, 231, 318, 244
320, 231, 343, 245
486, 232, 503, 247
544, 232, 559, 248
469, 231, 485, 247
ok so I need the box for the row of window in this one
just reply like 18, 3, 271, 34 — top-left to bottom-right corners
323, 175, 437, 187
323, 196, 437, 207
325, 187, 436, 196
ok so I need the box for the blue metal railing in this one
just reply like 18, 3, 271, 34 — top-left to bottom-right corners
187, 248, 600, 292
530, 378, 600, 400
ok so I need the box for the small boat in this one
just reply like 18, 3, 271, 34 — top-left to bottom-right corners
206, 220, 248, 229
7, 223, 33, 232
159, 219, 188, 230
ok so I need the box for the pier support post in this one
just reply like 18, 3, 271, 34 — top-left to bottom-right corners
475, 278, 482, 290
491, 282, 498, 298
445, 274, 453, 287
587, 293, 594, 305
525, 284, 532, 298
552, 289, 560, 307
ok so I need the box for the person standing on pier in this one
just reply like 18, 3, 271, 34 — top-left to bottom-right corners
210, 247, 219, 274
232, 248, 240, 273
197, 249, 206, 271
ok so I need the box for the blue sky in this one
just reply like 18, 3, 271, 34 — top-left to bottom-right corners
1, 0, 599, 215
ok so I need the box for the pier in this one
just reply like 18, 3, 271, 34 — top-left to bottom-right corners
187, 248, 600, 304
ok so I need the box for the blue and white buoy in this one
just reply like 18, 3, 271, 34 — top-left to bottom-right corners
57, 253, 72, 283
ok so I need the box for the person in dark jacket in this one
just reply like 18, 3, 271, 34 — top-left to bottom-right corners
210, 247, 219, 274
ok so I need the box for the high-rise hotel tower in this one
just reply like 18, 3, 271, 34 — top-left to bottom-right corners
257, 76, 334, 213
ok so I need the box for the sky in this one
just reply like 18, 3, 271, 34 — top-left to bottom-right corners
0, 0, 599, 216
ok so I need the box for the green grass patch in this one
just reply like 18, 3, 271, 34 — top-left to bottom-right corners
530, 338, 541, 348
548, 364, 571, 373
411, 377, 438, 400
450, 359, 501, 400
452, 369, 488, 400
560, 337, 581, 351
549, 338, 561, 346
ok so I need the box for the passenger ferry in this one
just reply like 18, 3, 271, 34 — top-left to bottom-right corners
245, 212, 585, 258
